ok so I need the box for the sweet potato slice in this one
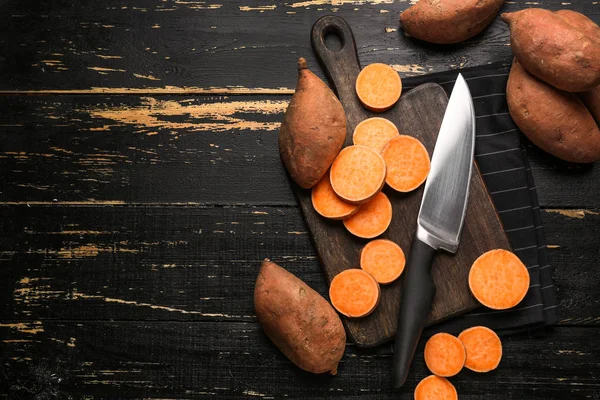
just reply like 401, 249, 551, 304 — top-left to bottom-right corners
353, 117, 400, 153
458, 326, 503, 373
382, 135, 430, 192
355, 63, 402, 112
330, 145, 387, 204
360, 239, 405, 284
343, 192, 392, 239
329, 269, 380, 318
311, 172, 360, 220
468, 249, 530, 310
414, 375, 458, 400
424, 333, 466, 377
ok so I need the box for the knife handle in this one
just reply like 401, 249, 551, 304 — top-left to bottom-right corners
392, 237, 436, 389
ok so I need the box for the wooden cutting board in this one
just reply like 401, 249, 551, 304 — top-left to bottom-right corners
290, 16, 510, 348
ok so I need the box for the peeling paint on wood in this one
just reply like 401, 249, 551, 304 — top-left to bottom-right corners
87, 67, 126, 73
0, 87, 294, 95
96, 55, 123, 59
0, 322, 44, 335
85, 97, 287, 133
288, 0, 393, 8
0, 201, 127, 206
70, 291, 252, 318
174, 0, 222, 9
239, 5, 277, 11
390, 64, 426, 75
545, 209, 599, 219
133, 73, 161, 81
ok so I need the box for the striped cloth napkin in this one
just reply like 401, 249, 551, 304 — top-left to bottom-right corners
380, 63, 558, 351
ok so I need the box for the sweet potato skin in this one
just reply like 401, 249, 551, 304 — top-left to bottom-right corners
553, 10, 600, 125
580, 86, 600, 126
554, 10, 600, 46
502, 8, 600, 92
507, 59, 600, 163
400, 0, 505, 44
254, 259, 346, 375
279, 58, 346, 189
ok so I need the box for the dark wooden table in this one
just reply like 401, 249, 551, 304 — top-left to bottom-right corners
1, 1, 599, 398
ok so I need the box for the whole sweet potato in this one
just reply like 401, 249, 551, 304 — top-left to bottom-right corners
502, 8, 600, 92
507, 59, 600, 163
552, 10, 600, 126
400, 0, 505, 44
555, 10, 600, 45
279, 58, 346, 189
254, 259, 346, 375
580, 86, 600, 126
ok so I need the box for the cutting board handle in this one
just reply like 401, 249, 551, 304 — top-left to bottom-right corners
311, 16, 365, 141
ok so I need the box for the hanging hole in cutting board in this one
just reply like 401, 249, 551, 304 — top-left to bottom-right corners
323, 26, 344, 52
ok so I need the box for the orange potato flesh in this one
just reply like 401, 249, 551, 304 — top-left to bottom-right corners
353, 117, 400, 153
343, 192, 392, 239
382, 135, 430, 192
356, 63, 402, 112
330, 145, 387, 204
311, 172, 360, 220
424, 333, 466, 377
468, 249, 530, 310
360, 239, 405, 284
329, 269, 380, 318
414, 375, 458, 400
458, 326, 503, 373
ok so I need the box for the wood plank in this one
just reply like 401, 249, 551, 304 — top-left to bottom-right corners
524, 140, 600, 208
0, 205, 598, 326
1, 94, 599, 208
0, 321, 598, 398
0, 94, 293, 205
0, 0, 597, 91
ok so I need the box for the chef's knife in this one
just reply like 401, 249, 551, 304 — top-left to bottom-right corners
391, 74, 476, 388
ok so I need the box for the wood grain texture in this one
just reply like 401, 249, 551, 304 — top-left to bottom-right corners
0, 0, 597, 91
2, 205, 597, 326
0, 94, 599, 208
0, 0, 599, 397
289, 16, 509, 347
1, 322, 599, 399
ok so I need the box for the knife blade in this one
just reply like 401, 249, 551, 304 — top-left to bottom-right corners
391, 73, 476, 389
